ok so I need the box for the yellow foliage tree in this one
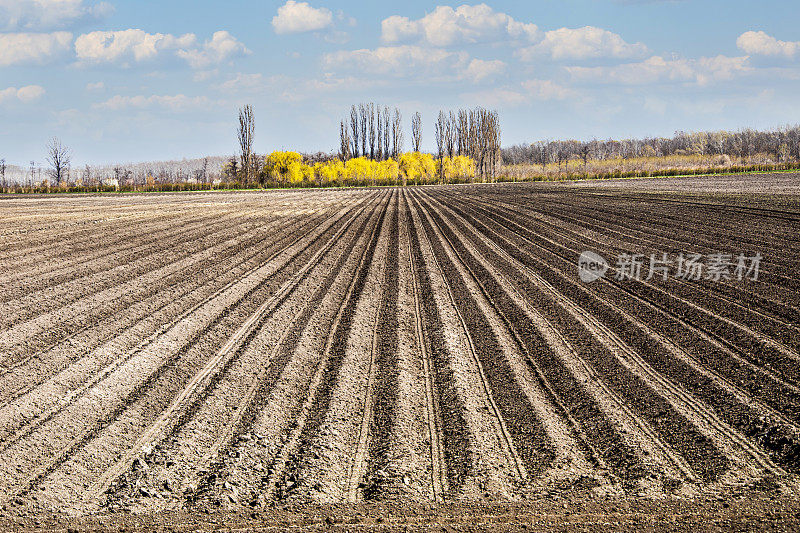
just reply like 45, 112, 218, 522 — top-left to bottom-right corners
263, 151, 304, 184
378, 159, 400, 184
399, 152, 436, 184
261, 151, 473, 187
440, 155, 475, 181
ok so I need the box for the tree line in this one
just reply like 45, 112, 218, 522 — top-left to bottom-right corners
5, 112, 800, 193
338, 104, 405, 161
434, 108, 500, 182
503, 126, 800, 171
337, 103, 501, 182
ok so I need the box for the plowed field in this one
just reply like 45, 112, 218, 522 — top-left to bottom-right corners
1, 177, 799, 530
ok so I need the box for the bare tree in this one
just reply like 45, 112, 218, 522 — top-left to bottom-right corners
486, 109, 500, 181
226, 156, 239, 180
382, 106, 391, 159
457, 110, 468, 156
412, 112, 422, 153
359, 103, 368, 159
0, 158, 5, 190
339, 120, 352, 161
432, 107, 501, 182
46, 137, 71, 186
579, 143, 592, 174
391, 109, 403, 159
83, 164, 92, 189
446, 112, 456, 159
237, 105, 255, 183
435, 111, 445, 182
368, 103, 376, 160
375, 107, 384, 161
350, 105, 360, 158
201, 157, 209, 183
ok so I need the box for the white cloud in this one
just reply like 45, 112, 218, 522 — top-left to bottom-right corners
74, 29, 248, 68
94, 93, 211, 111
517, 26, 648, 61
272, 0, 333, 34
85, 81, 104, 90
463, 58, 506, 82
0, 84, 45, 103
0, 31, 72, 66
16, 83, 44, 101
0, 0, 112, 31
737, 31, 799, 58
567, 55, 751, 86
176, 31, 250, 69
382, 4, 539, 46
324, 45, 467, 77
75, 29, 196, 64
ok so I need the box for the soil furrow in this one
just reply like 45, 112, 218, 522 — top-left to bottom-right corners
468, 193, 800, 322
0, 200, 366, 450
412, 191, 558, 484
258, 191, 391, 503
79, 195, 377, 511
410, 193, 531, 490
0, 199, 367, 507
0, 210, 326, 374
405, 195, 448, 501
401, 190, 473, 498
0, 212, 267, 337
457, 196, 800, 386
429, 192, 731, 486
360, 192, 402, 501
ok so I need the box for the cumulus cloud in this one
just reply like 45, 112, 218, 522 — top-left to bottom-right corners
517, 26, 648, 60
737, 31, 799, 58
176, 31, 250, 68
0, 31, 72, 66
74, 29, 248, 68
94, 93, 211, 111
0, 0, 112, 31
272, 0, 333, 34
324, 45, 467, 77
381, 4, 539, 46
75, 29, 195, 64
567, 55, 750, 86
463, 58, 506, 82
0, 84, 45, 103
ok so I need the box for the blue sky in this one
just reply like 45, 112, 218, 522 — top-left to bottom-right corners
1, 0, 799, 165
